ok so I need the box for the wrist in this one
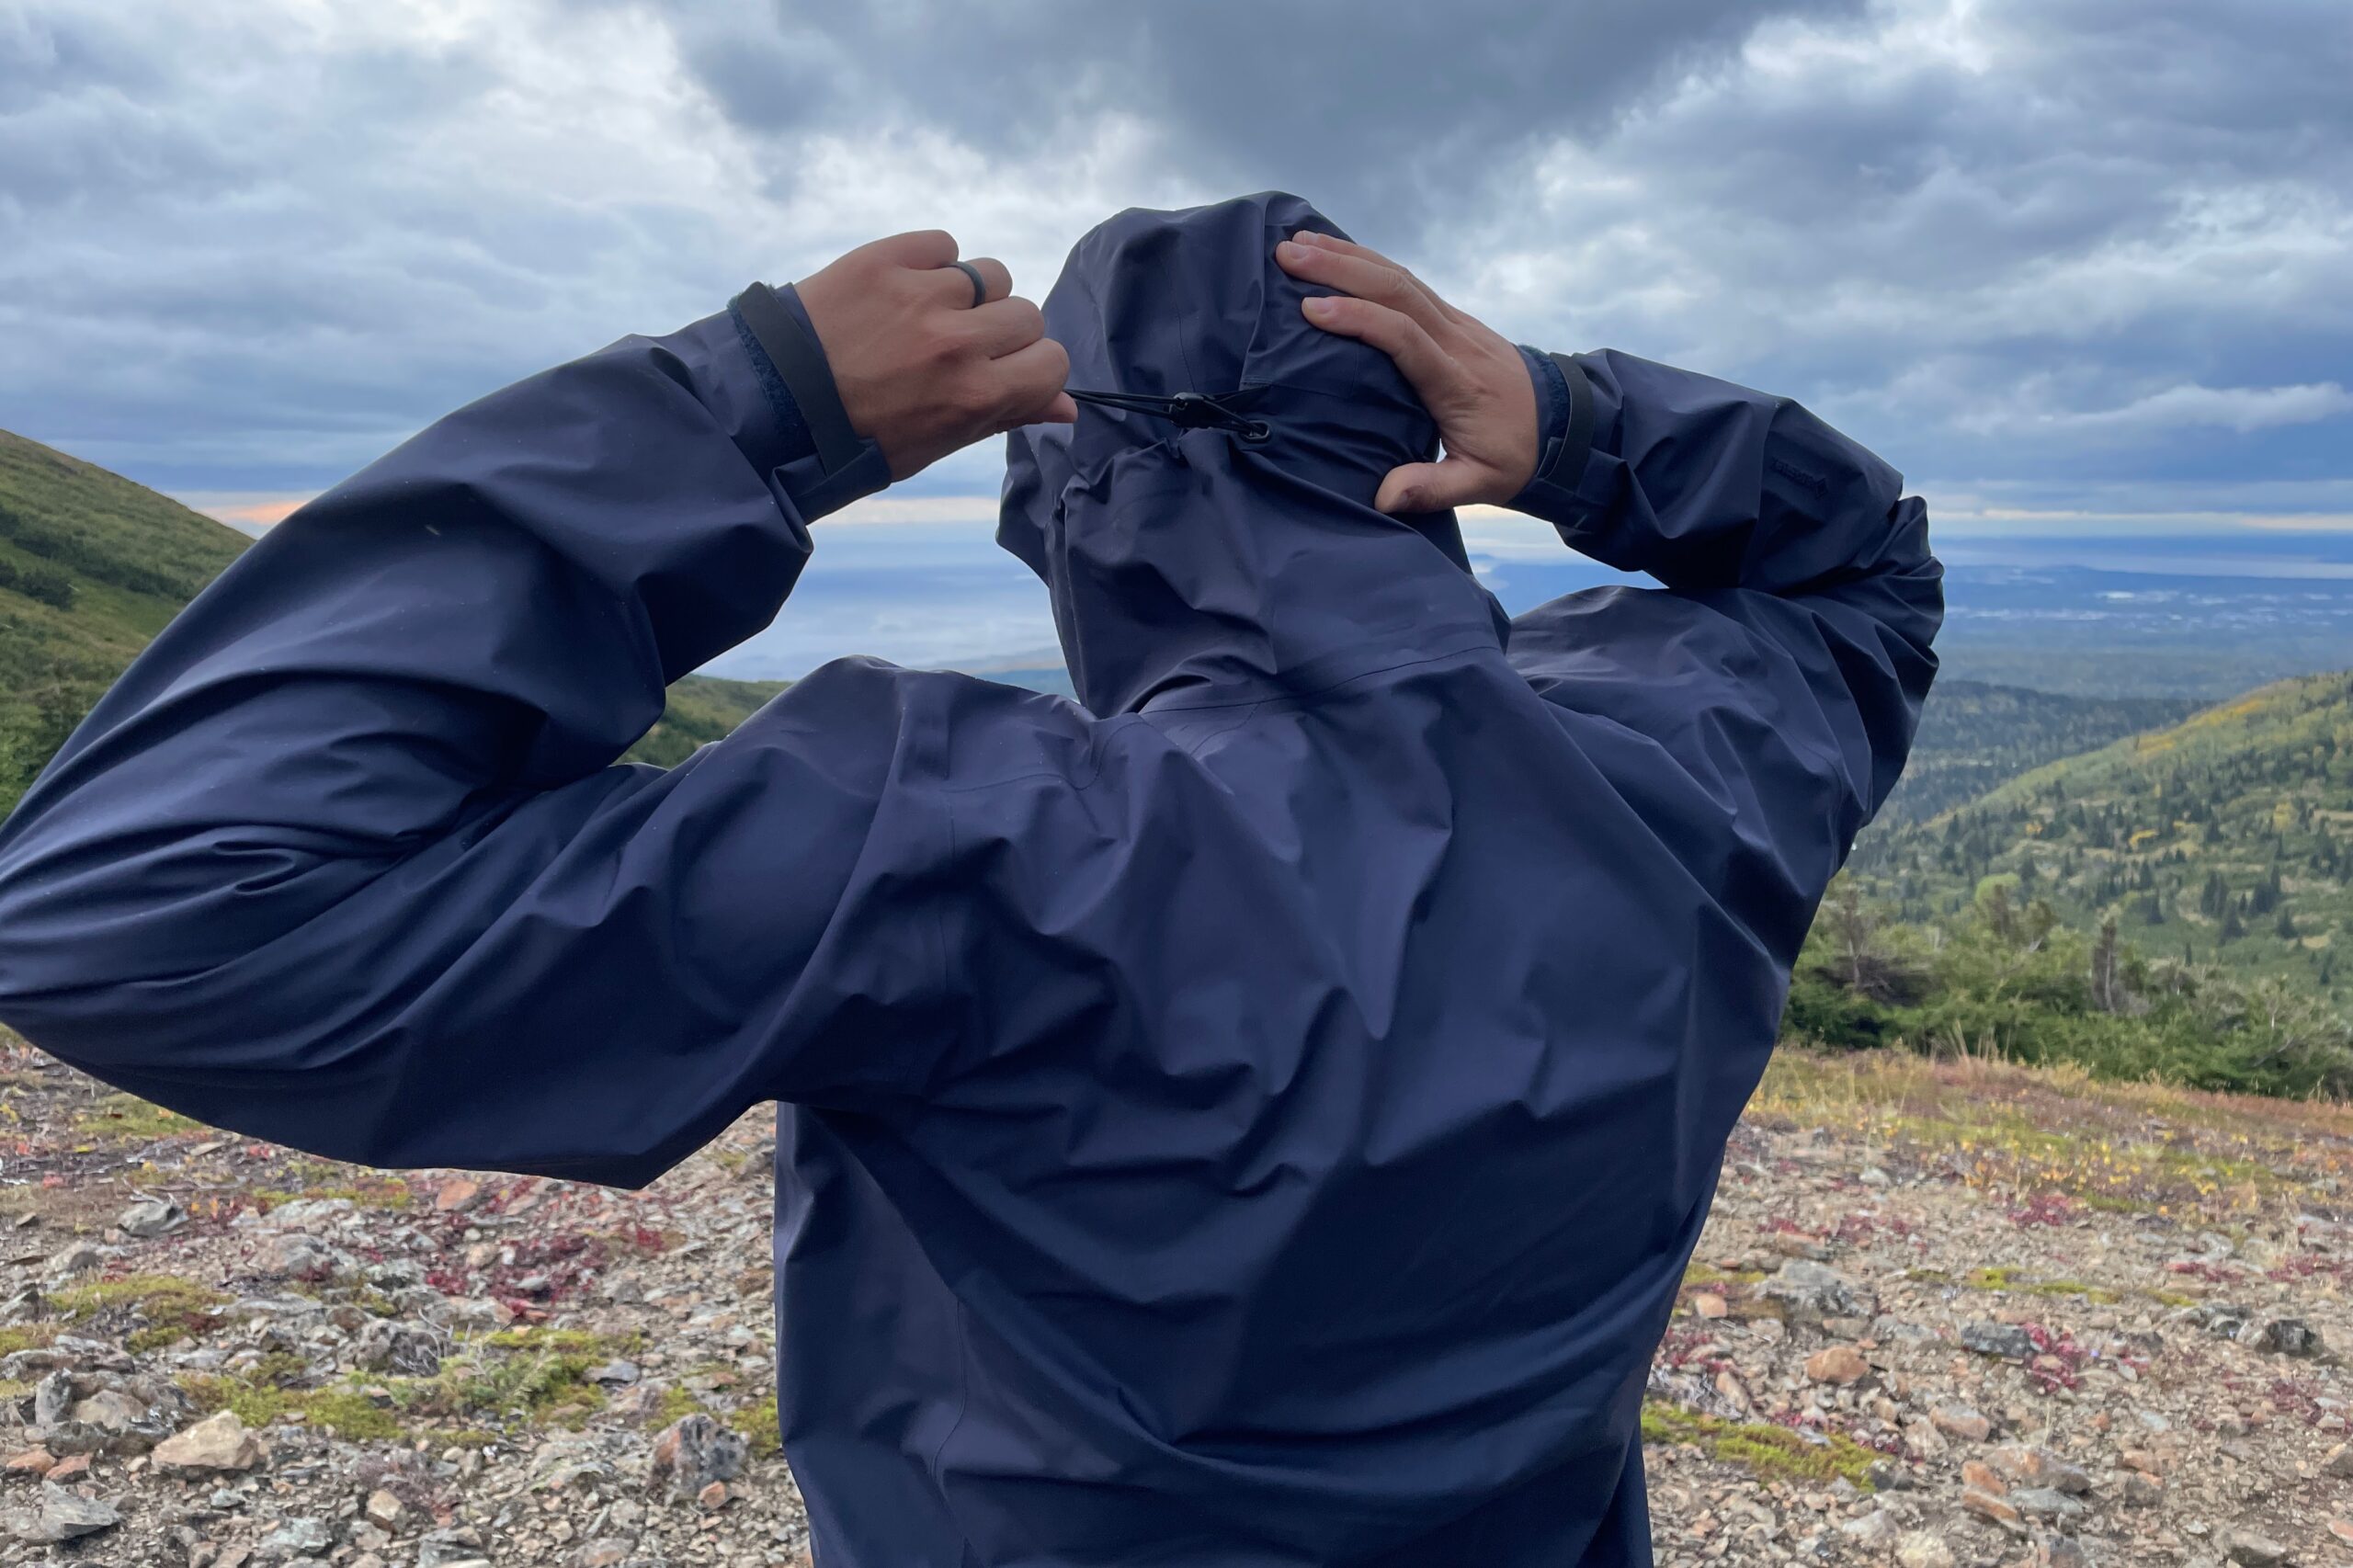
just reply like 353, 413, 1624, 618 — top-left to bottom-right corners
1504, 348, 1602, 524
731, 281, 892, 521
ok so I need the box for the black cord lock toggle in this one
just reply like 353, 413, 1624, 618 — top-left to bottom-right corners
1065, 388, 1272, 444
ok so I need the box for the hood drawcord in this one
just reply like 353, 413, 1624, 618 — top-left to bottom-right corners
1065, 388, 1272, 444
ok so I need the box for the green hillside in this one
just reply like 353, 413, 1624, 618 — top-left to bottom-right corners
1847, 669, 2353, 1014
1871, 680, 2204, 827
625, 675, 788, 766
0, 428, 782, 812
0, 431, 252, 812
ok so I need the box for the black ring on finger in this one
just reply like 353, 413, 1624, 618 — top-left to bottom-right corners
948, 259, 987, 309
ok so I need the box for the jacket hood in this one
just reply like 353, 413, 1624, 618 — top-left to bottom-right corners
1000, 191, 1506, 716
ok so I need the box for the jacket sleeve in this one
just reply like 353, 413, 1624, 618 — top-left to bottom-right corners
1502, 349, 1944, 966
0, 297, 983, 1188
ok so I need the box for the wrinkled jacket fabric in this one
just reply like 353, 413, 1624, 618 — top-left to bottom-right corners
0, 192, 1941, 1565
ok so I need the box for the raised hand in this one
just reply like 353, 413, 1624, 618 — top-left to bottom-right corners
1275, 229, 1541, 515
796, 231, 1076, 482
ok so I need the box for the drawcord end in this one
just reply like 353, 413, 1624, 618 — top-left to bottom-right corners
1066, 388, 1271, 444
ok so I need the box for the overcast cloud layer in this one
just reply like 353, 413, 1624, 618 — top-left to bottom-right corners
2, 0, 2347, 528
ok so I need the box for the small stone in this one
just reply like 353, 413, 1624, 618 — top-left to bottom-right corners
1931, 1403, 1994, 1442
364, 1489, 405, 1529
2326, 1441, 2353, 1478
1960, 1319, 2039, 1359
2, 1449, 55, 1479
434, 1178, 483, 1213
1866, 1459, 1912, 1491
5, 1483, 120, 1543
254, 1196, 354, 1230
254, 1232, 349, 1282
2223, 1529, 2288, 1566
1762, 1260, 1867, 1326
1960, 1459, 2006, 1493
1691, 1292, 1729, 1319
2327, 1518, 2353, 1546
117, 1196, 187, 1237
42, 1455, 87, 1483
1895, 1528, 1959, 1568
263, 1517, 335, 1555
2007, 1485, 2086, 1519
152, 1411, 265, 1475
42, 1241, 106, 1277
2120, 1471, 2163, 1507
1960, 1486, 2026, 1534
1987, 1444, 2093, 1494
1839, 1509, 1900, 1549
415, 1525, 488, 1567
566, 1540, 638, 1568
697, 1479, 729, 1510
1803, 1345, 1870, 1384
588, 1359, 641, 1386
354, 1322, 442, 1378
647, 1415, 747, 1506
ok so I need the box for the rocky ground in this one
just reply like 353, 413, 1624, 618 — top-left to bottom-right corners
0, 1036, 2348, 1566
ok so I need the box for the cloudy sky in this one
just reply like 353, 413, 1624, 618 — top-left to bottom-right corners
4, 0, 2348, 540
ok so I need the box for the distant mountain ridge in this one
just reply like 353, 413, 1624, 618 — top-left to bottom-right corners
0, 428, 780, 812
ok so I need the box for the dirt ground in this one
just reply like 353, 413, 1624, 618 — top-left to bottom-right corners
1, 1038, 2348, 1565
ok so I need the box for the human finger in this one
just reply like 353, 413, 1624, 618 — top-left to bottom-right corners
1285, 230, 1458, 322
983, 335, 1072, 426
1275, 239, 1456, 343
866, 229, 961, 270
923, 254, 1012, 308
1295, 294, 1459, 398
963, 294, 1045, 358
1371, 457, 1490, 516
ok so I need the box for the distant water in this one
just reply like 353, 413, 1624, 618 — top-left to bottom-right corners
704, 519, 2353, 685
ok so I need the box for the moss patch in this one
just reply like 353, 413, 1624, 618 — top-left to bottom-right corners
729, 1395, 781, 1459
0, 1323, 60, 1358
53, 1274, 228, 1345
251, 1180, 415, 1211
1642, 1401, 1879, 1487
1961, 1267, 2121, 1304
394, 1346, 605, 1428
173, 1330, 628, 1446
71, 1094, 199, 1144
481, 1326, 643, 1357
1910, 1264, 2195, 1309
654, 1385, 708, 1428
178, 1370, 404, 1442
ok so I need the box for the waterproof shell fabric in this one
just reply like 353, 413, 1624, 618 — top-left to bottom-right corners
0, 193, 1942, 1565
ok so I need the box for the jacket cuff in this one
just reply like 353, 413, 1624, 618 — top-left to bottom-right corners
730, 280, 893, 521
1505, 349, 1606, 528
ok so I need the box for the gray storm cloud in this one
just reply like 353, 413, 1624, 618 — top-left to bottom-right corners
0, 0, 2347, 521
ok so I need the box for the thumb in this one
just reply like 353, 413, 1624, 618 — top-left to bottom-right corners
1372, 459, 1484, 516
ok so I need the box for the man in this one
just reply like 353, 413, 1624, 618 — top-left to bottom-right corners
0, 192, 1940, 1565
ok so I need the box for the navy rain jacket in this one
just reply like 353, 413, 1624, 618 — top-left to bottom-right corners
0, 192, 1941, 1565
